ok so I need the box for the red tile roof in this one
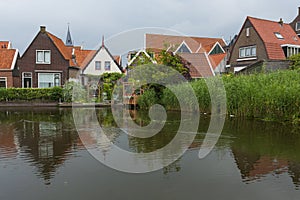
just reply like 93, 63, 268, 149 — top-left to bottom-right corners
47, 32, 96, 68
248, 16, 300, 60
209, 53, 227, 70
113, 55, 121, 65
76, 49, 97, 69
0, 48, 18, 70
179, 53, 214, 78
146, 34, 226, 53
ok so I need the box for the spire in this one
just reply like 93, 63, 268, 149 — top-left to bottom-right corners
66, 24, 73, 46
102, 35, 105, 47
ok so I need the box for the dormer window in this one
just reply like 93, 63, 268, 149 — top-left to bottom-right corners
36, 50, 51, 64
274, 32, 284, 39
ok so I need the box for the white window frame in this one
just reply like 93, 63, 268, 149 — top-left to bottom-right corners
104, 61, 111, 71
38, 73, 61, 88
0, 77, 7, 88
274, 32, 284, 39
239, 46, 257, 58
22, 72, 32, 88
95, 61, 101, 70
36, 50, 51, 64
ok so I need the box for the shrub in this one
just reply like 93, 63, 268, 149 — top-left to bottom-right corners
0, 87, 62, 102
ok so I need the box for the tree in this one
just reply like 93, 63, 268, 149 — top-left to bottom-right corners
157, 50, 190, 78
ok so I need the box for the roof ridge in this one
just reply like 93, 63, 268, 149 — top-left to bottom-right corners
248, 16, 290, 25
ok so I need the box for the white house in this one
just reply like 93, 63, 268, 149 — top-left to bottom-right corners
81, 38, 123, 85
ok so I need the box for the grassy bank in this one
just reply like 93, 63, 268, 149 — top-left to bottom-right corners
138, 70, 300, 124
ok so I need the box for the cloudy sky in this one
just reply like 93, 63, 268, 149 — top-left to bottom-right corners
0, 0, 299, 54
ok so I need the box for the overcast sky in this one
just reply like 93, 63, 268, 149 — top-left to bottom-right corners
0, 0, 299, 54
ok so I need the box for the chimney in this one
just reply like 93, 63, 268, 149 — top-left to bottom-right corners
40, 26, 46, 33
279, 18, 283, 26
298, 7, 300, 15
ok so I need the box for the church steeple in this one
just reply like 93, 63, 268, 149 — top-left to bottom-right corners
66, 24, 73, 46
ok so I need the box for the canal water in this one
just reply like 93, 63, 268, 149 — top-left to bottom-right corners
0, 107, 300, 200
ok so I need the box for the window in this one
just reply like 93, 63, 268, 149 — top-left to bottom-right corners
274, 32, 284, 39
36, 50, 51, 64
210, 44, 224, 55
95, 61, 101, 70
239, 46, 256, 58
296, 22, 300, 31
22, 72, 32, 88
0, 77, 7, 88
246, 28, 250, 37
38, 73, 61, 88
176, 43, 191, 53
105, 61, 111, 71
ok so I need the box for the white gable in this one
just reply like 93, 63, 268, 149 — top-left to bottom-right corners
83, 47, 122, 75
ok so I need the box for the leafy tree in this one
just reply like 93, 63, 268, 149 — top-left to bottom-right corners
98, 72, 124, 101
157, 50, 190, 78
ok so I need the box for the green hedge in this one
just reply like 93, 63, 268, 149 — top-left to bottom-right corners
0, 87, 63, 102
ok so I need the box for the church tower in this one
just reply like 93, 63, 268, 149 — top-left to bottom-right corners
65, 24, 73, 46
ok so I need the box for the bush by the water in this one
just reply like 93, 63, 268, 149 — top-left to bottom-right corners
0, 87, 62, 102
138, 70, 300, 123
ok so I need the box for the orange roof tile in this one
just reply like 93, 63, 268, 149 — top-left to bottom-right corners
248, 16, 300, 60
47, 32, 96, 68
113, 55, 121, 65
179, 53, 214, 78
146, 34, 225, 54
0, 49, 17, 70
76, 50, 97, 69
209, 53, 227, 70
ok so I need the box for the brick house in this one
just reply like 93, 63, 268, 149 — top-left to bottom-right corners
16, 26, 91, 88
229, 16, 300, 73
0, 41, 19, 88
290, 7, 300, 36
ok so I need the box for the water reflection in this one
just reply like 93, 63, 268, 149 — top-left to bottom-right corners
225, 118, 300, 187
0, 108, 81, 184
0, 107, 300, 190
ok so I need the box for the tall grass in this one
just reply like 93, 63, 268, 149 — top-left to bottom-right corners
138, 70, 300, 123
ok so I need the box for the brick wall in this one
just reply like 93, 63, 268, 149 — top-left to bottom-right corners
290, 8, 300, 35
229, 19, 269, 69
17, 31, 70, 88
0, 71, 14, 88
239, 60, 290, 74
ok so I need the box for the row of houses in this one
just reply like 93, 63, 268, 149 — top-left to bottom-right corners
1, 7, 300, 88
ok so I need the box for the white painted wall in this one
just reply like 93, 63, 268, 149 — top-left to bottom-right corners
83, 47, 122, 75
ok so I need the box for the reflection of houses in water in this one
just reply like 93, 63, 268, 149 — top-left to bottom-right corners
232, 149, 290, 182
0, 125, 18, 159
5, 109, 82, 185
